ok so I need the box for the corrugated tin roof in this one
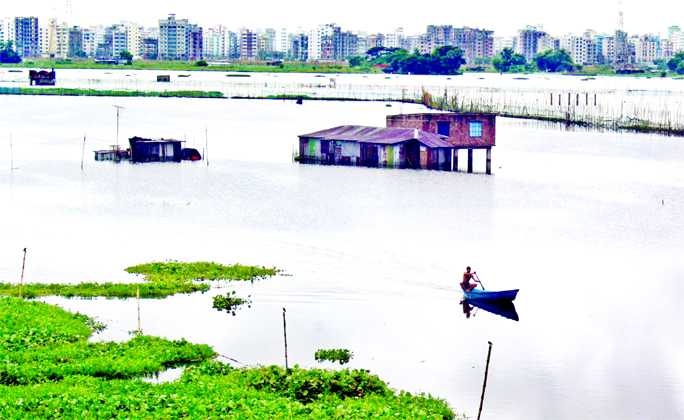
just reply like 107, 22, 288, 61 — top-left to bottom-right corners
299, 125, 453, 148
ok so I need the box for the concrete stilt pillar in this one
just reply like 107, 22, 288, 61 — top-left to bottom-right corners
486, 147, 492, 175
454, 149, 458, 172
467, 149, 473, 173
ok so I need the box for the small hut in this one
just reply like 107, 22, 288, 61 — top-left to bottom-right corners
129, 136, 183, 162
298, 126, 453, 170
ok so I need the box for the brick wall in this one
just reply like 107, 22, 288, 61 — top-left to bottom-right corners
386, 113, 495, 148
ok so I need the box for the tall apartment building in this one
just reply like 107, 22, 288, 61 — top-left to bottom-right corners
634, 34, 657, 64
239, 27, 257, 60
140, 27, 159, 60
493, 36, 516, 56
670, 30, 684, 53
274, 28, 289, 55
614, 29, 631, 67
516, 25, 547, 62
124, 22, 142, 58
308, 24, 336, 60
453, 27, 494, 63
291, 32, 308, 61
68, 27, 83, 57
0, 18, 15, 45
15, 17, 39, 58
427, 25, 454, 52
158, 14, 201, 60
384, 28, 404, 49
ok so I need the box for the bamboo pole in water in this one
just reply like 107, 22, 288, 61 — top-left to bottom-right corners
137, 285, 141, 334
283, 308, 288, 369
19, 248, 26, 298
477, 341, 493, 420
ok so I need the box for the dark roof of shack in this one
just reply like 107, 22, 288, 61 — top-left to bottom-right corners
299, 125, 453, 148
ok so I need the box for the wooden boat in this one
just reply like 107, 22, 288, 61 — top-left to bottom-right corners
461, 286, 518, 301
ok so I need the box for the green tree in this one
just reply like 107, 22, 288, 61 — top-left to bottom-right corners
431, 45, 466, 74
119, 50, 133, 64
348, 56, 364, 67
492, 47, 526, 72
196, 59, 208, 67
0, 40, 22, 64
667, 52, 684, 75
534, 49, 575, 72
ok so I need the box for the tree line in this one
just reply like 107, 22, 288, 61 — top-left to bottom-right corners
349, 46, 466, 75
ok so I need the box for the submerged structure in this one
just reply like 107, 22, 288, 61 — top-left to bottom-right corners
93, 137, 201, 163
28, 69, 56, 86
298, 113, 496, 173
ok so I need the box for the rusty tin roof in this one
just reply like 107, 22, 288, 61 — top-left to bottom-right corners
299, 125, 453, 148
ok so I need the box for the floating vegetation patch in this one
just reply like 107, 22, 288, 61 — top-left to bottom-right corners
315, 348, 354, 365
0, 261, 280, 299
0, 297, 460, 419
212, 291, 252, 316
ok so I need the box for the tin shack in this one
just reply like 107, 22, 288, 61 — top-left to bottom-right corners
129, 136, 183, 162
299, 113, 496, 173
298, 126, 454, 170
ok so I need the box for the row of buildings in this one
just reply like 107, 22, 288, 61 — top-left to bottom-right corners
1, 15, 683, 66
509, 25, 684, 67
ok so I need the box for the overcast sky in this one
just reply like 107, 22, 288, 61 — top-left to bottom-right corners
3, 0, 682, 38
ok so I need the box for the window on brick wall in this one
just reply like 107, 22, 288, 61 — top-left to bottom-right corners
469, 121, 483, 137
437, 122, 450, 136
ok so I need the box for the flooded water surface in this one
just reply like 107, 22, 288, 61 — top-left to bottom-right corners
1, 93, 683, 420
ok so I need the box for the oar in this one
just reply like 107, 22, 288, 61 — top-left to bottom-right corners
474, 273, 485, 290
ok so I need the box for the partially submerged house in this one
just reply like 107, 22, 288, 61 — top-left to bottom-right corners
298, 126, 454, 170
129, 137, 184, 162
298, 113, 496, 173
28, 69, 56, 86
387, 113, 496, 173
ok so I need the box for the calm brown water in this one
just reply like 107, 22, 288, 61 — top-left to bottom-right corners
1, 94, 683, 420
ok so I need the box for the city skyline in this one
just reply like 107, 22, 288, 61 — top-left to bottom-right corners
2, 0, 682, 37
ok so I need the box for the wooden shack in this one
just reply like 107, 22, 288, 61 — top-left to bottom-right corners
129, 136, 183, 162
298, 126, 453, 170
387, 113, 496, 174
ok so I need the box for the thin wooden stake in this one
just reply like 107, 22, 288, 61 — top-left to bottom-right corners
282, 307, 288, 369
81, 134, 86, 170
477, 341, 493, 420
19, 248, 27, 298
10, 132, 14, 171
137, 285, 141, 334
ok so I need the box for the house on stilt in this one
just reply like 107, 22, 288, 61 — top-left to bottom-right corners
298, 113, 496, 173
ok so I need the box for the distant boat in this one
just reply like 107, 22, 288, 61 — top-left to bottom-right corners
461, 286, 518, 301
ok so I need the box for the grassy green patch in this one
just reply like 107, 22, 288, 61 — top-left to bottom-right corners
0, 296, 459, 419
212, 291, 252, 316
0, 261, 280, 299
315, 349, 354, 365
5, 87, 224, 98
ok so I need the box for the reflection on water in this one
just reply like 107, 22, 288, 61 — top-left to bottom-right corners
461, 299, 519, 322
2, 95, 684, 420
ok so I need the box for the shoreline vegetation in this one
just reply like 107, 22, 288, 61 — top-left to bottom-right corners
2, 59, 683, 135
0, 262, 459, 419
2, 85, 681, 136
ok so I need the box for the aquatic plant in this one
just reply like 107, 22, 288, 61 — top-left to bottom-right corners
0, 297, 461, 419
315, 348, 354, 365
0, 261, 280, 300
212, 291, 251, 316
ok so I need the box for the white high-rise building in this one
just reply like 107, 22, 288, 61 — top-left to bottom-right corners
384, 28, 404, 49
274, 27, 289, 54
308, 24, 335, 60
0, 18, 15, 44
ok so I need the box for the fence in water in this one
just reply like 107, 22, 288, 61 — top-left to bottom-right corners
2, 70, 683, 134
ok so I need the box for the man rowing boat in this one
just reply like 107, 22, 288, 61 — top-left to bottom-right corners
460, 266, 480, 291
